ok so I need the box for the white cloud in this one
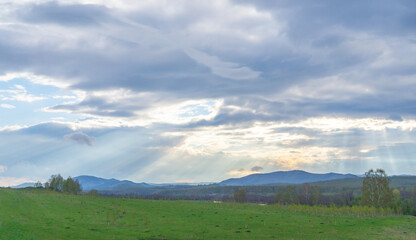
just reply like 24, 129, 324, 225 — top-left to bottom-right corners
0, 125, 26, 132
52, 95, 77, 99
45, 87, 223, 127
148, 98, 223, 124
294, 117, 416, 132
0, 72, 70, 88
0, 176, 43, 187
14, 84, 25, 90
228, 168, 257, 177
0, 84, 46, 102
0, 165, 7, 173
0, 103, 15, 109
185, 0, 281, 42
0, 89, 45, 102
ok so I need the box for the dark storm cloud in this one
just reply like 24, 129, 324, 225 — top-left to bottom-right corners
234, 0, 416, 35
51, 96, 139, 117
65, 132, 95, 146
389, 114, 403, 122
18, 2, 111, 26
251, 166, 263, 172
1, 0, 416, 122
284, 97, 416, 120
183, 94, 416, 129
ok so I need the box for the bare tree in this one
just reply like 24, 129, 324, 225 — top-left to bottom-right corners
34, 181, 43, 188
311, 186, 322, 205
301, 183, 312, 205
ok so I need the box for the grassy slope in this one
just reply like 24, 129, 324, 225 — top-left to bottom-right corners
0, 189, 415, 240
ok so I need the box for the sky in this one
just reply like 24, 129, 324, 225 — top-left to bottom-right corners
1, 0, 416, 186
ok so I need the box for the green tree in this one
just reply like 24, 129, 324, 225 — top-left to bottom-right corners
63, 177, 82, 195
49, 174, 64, 192
392, 189, 400, 202
284, 186, 298, 204
73, 179, 82, 195
361, 169, 393, 208
274, 187, 285, 203
234, 189, 247, 203
392, 189, 402, 213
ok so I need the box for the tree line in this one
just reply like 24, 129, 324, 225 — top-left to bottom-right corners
233, 169, 416, 215
30, 170, 415, 215
35, 174, 82, 195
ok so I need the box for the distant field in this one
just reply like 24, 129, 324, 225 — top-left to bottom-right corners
0, 189, 415, 240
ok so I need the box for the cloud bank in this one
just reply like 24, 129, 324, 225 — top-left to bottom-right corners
1, 0, 416, 185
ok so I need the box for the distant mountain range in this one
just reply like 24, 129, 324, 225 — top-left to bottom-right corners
11, 182, 36, 188
13, 170, 409, 190
72, 176, 214, 191
218, 170, 358, 186
73, 170, 358, 190
73, 175, 150, 191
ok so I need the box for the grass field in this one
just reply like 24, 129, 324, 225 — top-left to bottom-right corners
0, 188, 415, 239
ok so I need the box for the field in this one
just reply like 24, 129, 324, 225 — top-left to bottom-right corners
0, 189, 415, 239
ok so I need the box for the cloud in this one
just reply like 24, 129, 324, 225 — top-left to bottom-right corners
251, 166, 263, 172
20, 122, 74, 138
389, 114, 403, 122
0, 0, 415, 120
0, 72, 70, 88
65, 132, 95, 146
227, 166, 265, 177
0, 84, 45, 102
0, 103, 15, 109
18, 1, 111, 26
1, 0, 416, 182
1, 117, 416, 183
0, 165, 7, 173
185, 48, 261, 80
0, 176, 35, 187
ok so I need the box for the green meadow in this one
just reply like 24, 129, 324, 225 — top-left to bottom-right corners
0, 188, 414, 240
